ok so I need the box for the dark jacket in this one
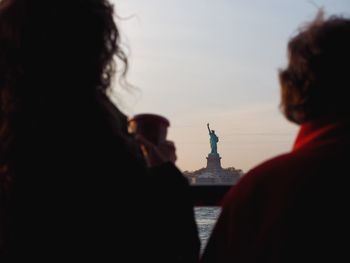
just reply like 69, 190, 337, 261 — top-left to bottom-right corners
1, 92, 200, 262
201, 118, 350, 263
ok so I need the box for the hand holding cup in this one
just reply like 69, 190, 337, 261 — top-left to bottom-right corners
128, 113, 176, 167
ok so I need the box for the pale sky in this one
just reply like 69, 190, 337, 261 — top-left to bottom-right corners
111, 0, 350, 172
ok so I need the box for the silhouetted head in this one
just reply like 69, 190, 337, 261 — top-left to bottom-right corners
0, 0, 127, 163
212, 130, 215, 134
0, 0, 127, 93
279, 12, 350, 124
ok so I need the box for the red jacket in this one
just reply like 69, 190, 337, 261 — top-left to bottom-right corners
201, 119, 350, 263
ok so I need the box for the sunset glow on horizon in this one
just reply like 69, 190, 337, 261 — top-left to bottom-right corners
113, 0, 350, 172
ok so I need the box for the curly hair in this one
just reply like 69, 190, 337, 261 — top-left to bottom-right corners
0, 0, 128, 166
279, 12, 350, 124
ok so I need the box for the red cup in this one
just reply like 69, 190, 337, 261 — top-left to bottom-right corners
128, 113, 170, 145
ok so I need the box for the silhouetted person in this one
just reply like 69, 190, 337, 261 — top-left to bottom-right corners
200, 12, 350, 263
0, 0, 199, 262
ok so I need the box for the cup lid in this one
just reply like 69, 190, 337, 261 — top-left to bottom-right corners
130, 113, 170, 126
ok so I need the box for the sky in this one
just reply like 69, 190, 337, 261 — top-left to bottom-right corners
111, 0, 350, 172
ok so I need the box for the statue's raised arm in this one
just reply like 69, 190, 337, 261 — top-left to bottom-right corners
207, 123, 211, 134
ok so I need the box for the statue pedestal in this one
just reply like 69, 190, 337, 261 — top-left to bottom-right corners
185, 151, 241, 186
206, 153, 222, 171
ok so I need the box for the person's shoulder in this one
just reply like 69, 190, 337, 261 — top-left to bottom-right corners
149, 162, 190, 190
223, 152, 296, 203
247, 151, 299, 179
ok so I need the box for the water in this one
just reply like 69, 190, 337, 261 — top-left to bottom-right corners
194, 207, 221, 251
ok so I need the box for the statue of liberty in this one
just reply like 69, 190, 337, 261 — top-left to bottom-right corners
207, 123, 219, 154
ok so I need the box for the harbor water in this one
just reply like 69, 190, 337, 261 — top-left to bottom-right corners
194, 207, 221, 251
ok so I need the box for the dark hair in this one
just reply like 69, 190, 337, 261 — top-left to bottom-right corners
279, 12, 350, 124
0, 0, 128, 165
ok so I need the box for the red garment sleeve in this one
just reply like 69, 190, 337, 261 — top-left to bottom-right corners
200, 173, 259, 263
